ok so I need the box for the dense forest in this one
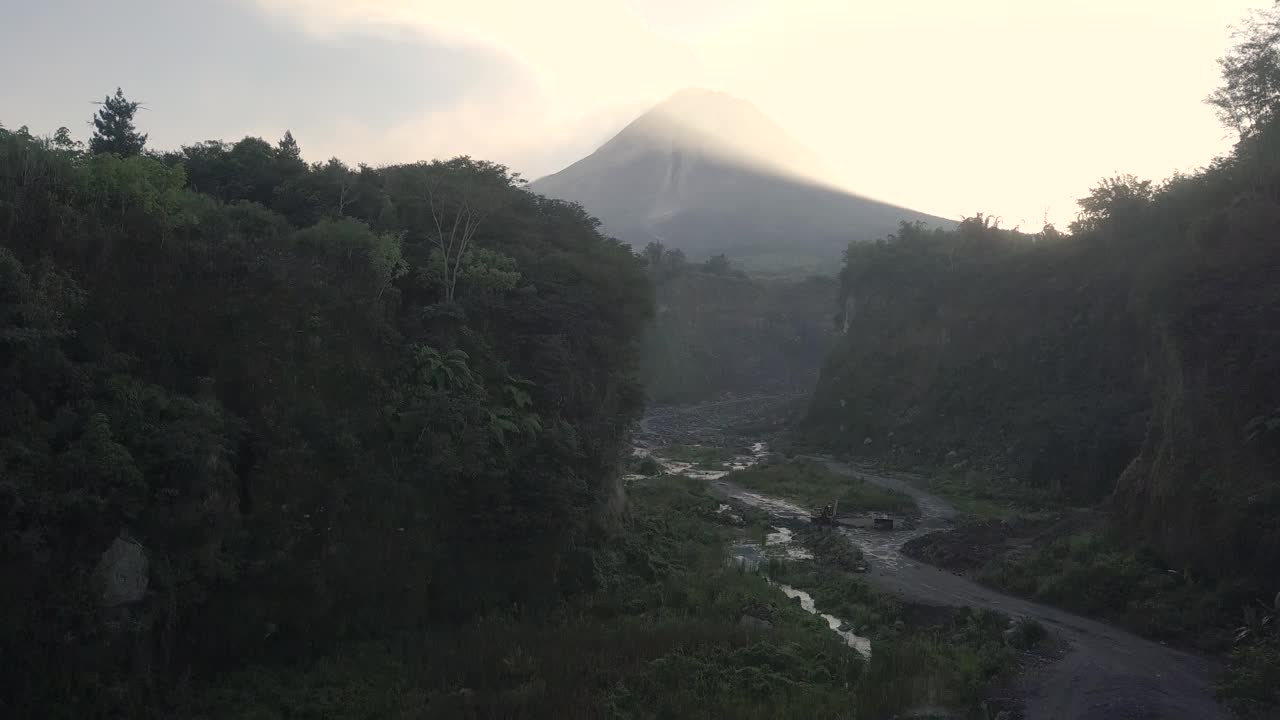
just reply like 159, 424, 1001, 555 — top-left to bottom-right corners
805, 19, 1280, 611
10, 4, 1280, 717
639, 245, 835, 404
0, 92, 652, 716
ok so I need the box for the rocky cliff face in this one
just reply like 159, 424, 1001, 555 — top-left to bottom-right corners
804, 202, 1280, 586
642, 271, 837, 404
1113, 229, 1280, 582
806, 231, 1147, 503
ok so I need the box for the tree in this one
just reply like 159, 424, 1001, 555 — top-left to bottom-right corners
1070, 174, 1154, 234
424, 158, 507, 303
643, 241, 666, 271
1207, 3, 1280, 137
89, 88, 147, 157
702, 253, 731, 275
277, 130, 302, 163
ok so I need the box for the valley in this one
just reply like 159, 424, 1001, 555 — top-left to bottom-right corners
6, 3, 1280, 718
642, 399, 1227, 719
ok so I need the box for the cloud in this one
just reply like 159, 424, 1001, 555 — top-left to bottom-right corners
304, 86, 650, 176
249, 0, 1261, 225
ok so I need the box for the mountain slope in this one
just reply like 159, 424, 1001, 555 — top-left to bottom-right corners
529, 89, 952, 271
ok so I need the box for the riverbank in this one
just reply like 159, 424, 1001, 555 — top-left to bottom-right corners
186, 475, 861, 718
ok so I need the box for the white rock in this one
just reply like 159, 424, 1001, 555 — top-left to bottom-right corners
93, 535, 149, 607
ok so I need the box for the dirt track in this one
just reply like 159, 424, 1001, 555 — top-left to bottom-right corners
818, 461, 1226, 720
641, 399, 1228, 720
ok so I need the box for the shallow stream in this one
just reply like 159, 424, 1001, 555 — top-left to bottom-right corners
639, 441, 872, 658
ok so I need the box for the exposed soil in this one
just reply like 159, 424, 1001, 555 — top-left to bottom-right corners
643, 400, 1230, 720
901, 511, 1100, 576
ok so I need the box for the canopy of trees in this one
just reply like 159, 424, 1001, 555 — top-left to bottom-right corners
638, 242, 835, 404
0, 111, 651, 715
809, 101, 1280, 597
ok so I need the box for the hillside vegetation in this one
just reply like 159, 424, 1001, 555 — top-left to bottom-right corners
641, 244, 835, 404
0, 105, 651, 715
804, 9, 1280, 679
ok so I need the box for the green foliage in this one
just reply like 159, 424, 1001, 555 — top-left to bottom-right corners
926, 467, 1058, 520
657, 443, 737, 467
981, 532, 1234, 649
1219, 630, 1280, 719
730, 460, 917, 514
808, 214, 1145, 504
636, 456, 662, 476
1208, 3, 1280, 137
1006, 617, 1048, 651
772, 561, 1022, 714
186, 476, 865, 719
1069, 174, 1155, 234
0, 117, 652, 715
89, 87, 147, 157
641, 247, 835, 403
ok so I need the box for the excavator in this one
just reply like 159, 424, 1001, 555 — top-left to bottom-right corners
810, 499, 838, 526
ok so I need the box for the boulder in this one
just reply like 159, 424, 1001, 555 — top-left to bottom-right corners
93, 535, 149, 607
863, 437, 873, 445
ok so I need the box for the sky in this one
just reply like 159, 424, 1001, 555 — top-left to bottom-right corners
2, 0, 1270, 228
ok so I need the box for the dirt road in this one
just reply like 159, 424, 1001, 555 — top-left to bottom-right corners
821, 460, 1226, 719
643, 399, 1228, 719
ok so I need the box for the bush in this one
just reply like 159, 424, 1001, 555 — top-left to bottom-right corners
1007, 617, 1048, 650
637, 456, 662, 476
730, 460, 917, 514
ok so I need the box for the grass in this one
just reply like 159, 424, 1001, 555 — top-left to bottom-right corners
186, 476, 862, 719
635, 456, 662, 476
657, 444, 739, 470
730, 460, 917, 515
980, 530, 1237, 650
770, 559, 1035, 716
186, 475, 1033, 719
925, 467, 1058, 521
1219, 631, 1280, 719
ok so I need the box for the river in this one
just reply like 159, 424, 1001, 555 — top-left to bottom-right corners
641, 399, 1228, 720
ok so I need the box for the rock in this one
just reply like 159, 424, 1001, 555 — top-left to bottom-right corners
863, 437, 873, 445
893, 620, 906, 632
740, 614, 773, 631
838, 622, 852, 632
994, 712, 1013, 720
945, 450, 958, 459
93, 535, 149, 607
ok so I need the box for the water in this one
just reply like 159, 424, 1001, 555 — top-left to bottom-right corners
777, 584, 872, 658
649, 440, 871, 659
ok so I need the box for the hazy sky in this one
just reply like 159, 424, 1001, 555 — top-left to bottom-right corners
3, 0, 1269, 228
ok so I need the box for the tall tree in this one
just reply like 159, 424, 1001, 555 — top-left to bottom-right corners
276, 130, 302, 162
1207, 3, 1280, 137
89, 87, 147, 157
424, 158, 507, 303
